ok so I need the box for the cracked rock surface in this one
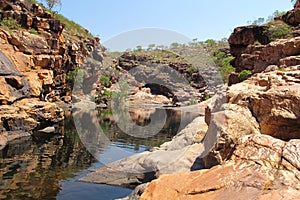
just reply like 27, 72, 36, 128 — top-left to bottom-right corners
139, 134, 300, 200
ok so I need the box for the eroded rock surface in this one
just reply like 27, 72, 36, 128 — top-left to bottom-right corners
140, 134, 300, 200
228, 69, 300, 140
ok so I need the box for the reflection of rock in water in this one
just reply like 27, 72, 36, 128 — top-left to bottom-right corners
129, 107, 155, 126
72, 110, 111, 157
0, 117, 95, 200
98, 107, 199, 150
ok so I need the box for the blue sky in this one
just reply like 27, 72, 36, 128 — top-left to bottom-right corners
58, 0, 293, 50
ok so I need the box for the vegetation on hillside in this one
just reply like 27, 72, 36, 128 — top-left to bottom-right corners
212, 50, 235, 82
265, 20, 291, 41
131, 49, 188, 64
248, 10, 287, 25
53, 13, 92, 38
0, 0, 93, 40
0, 17, 21, 30
106, 38, 234, 84
248, 10, 292, 41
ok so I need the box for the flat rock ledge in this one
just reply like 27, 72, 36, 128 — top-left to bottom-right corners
139, 134, 300, 200
80, 115, 208, 187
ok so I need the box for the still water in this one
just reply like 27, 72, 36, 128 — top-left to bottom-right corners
0, 107, 197, 200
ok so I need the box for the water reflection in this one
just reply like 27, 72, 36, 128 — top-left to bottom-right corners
0, 117, 95, 200
98, 107, 197, 150
0, 107, 198, 199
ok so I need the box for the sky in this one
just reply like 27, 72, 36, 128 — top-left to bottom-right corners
57, 0, 293, 51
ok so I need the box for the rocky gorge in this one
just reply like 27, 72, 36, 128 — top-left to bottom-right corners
134, 10, 300, 200
0, 0, 299, 199
80, 4, 300, 200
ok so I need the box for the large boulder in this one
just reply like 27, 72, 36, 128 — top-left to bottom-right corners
139, 134, 300, 200
282, 7, 300, 26
228, 69, 300, 141
228, 25, 270, 57
0, 98, 64, 133
228, 25, 270, 47
201, 103, 260, 168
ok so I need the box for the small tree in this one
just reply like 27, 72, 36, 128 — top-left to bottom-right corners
43, 0, 62, 11
252, 17, 265, 25
135, 45, 143, 51
170, 42, 179, 49
147, 44, 155, 51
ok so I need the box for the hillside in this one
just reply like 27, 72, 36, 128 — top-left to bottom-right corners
94, 40, 232, 109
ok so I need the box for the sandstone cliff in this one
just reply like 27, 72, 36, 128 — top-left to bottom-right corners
0, 0, 102, 148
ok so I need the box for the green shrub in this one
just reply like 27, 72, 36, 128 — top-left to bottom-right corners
100, 75, 111, 88
0, 17, 21, 30
203, 94, 210, 101
187, 66, 198, 74
66, 66, 85, 87
30, 28, 39, 35
213, 51, 235, 83
189, 98, 196, 105
266, 20, 291, 41
205, 39, 217, 46
53, 13, 92, 38
238, 70, 252, 81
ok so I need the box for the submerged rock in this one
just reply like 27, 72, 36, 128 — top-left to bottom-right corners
37, 126, 55, 134
0, 98, 64, 149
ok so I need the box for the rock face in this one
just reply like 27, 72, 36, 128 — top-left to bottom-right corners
227, 69, 300, 141
228, 25, 270, 58
0, 0, 101, 101
140, 134, 300, 200
228, 11, 300, 76
282, 7, 300, 26
229, 35, 300, 73
0, 98, 63, 133
0, 0, 102, 147
117, 51, 207, 104
137, 69, 300, 199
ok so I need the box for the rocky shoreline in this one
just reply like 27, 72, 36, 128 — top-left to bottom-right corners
0, 1, 300, 199
81, 5, 300, 199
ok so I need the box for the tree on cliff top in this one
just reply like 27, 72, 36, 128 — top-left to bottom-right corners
43, 0, 61, 11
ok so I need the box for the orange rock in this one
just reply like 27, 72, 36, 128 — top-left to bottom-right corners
140, 135, 300, 200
